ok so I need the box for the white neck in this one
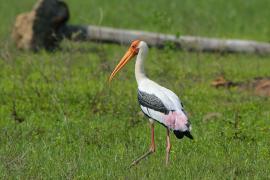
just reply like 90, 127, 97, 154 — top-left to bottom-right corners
135, 44, 148, 84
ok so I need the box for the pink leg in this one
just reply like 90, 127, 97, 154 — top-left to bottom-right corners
166, 128, 171, 165
150, 122, 155, 152
129, 122, 155, 168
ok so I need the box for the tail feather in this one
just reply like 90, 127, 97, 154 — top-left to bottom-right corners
174, 130, 193, 140
184, 131, 194, 139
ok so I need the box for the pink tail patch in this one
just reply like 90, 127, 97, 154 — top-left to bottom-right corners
164, 111, 188, 130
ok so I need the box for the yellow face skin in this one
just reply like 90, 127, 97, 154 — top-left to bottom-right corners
109, 40, 140, 82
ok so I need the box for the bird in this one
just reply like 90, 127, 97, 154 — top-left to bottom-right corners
109, 40, 193, 167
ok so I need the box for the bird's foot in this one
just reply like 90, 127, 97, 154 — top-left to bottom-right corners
129, 147, 155, 168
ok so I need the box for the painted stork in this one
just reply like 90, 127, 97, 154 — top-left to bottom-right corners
109, 40, 193, 167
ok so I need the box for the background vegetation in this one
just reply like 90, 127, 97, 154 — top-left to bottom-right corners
0, 0, 270, 179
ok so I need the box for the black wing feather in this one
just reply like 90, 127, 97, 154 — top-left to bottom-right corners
138, 90, 169, 115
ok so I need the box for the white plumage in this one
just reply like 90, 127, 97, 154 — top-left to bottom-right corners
138, 78, 186, 128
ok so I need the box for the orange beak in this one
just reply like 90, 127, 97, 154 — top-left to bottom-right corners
109, 48, 137, 82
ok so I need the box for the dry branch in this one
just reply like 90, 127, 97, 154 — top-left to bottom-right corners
64, 25, 270, 54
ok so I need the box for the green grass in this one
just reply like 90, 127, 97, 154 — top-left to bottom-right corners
1, 0, 270, 179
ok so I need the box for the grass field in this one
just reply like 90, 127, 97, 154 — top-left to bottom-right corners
0, 0, 270, 179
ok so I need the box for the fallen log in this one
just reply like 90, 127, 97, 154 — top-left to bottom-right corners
64, 25, 270, 54
12, 0, 270, 54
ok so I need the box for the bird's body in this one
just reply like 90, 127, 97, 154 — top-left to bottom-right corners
138, 79, 191, 137
109, 40, 193, 167
134, 41, 192, 139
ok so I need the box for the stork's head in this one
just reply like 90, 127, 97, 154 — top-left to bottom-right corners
109, 40, 143, 82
